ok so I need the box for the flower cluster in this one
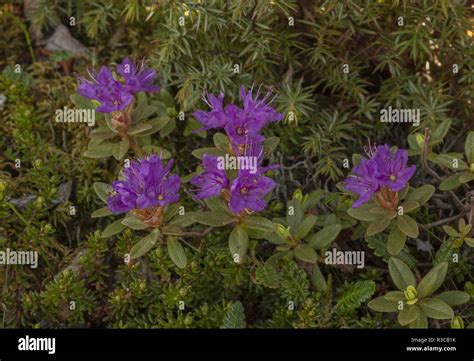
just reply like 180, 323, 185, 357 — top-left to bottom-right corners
344, 145, 416, 208
194, 86, 283, 155
191, 86, 282, 214
77, 58, 160, 113
107, 154, 180, 214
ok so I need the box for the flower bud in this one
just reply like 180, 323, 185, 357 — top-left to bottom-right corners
275, 223, 291, 240
470, 163, 474, 173
415, 133, 425, 147
34, 196, 45, 208
404, 285, 418, 305
293, 189, 303, 202
451, 316, 464, 329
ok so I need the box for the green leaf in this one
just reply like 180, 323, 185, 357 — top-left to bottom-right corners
311, 263, 327, 292
459, 171, 474, 184
335, 280, 376, 315
136, 116, 171, 136
294, 244, 318, 263
130, 229, 161, 259
286, 199, 304, 230
264, 231, 285, 245
279, 260, 310, 302
465, 237, 474, 247
204, 197, 231, 213
93, 182, 111, 203
229, 226, 249, 263
442, 225, 459, 238
127, 123, 153, 135
399, 201, 420, 213
193, 211, 235, 226
431, 119, 451, 144
398, 305, 421, 326
101, 219, 126, 238
263, 136, 280, 156
420, 298, 454, 320
308, 223, 342, 249
84, 143, 113, 158
213, 132, 230, 152
167, 237, 187, 269
384, 291, 405, 302
112, 139, 130, 160
439, 174, 462, 191
435, 291, 470, 306
255, 263, 280, 288
367, 216, 390, 236
191, 147, 225, 159
387, 226, 407, 256
368, 296, 399, 313
417, 262, 448, 298
294, 215, 317, 240
220, 301, 246, 329
90, 128, 116, 140
397, 215, 419, 238
122, 215, 148, 230
434, 153, 467, 170
70, 93, 96, 109
347, 205, 379, 221
409, 312, 428, 329
91, 206, 113, 218
465, 131, 474, 164
389, 257, 416, 291
241, 216, 275, 233
161, 225, 184, 236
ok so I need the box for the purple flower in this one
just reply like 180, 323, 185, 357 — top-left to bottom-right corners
190, 154, 229, 199
344, 144, 416, 208
77, 58, 160, 114
229, 165, 278, 213
224, 104, 266, 147
344, 158, 380, 208
116, 58, 161, 94
239, 85, 283, 127
193, 93, 227, 131
107, 155, 180, 214
78, 66, 133, 113
373, 145, 416, 192
193, 85, 282, 138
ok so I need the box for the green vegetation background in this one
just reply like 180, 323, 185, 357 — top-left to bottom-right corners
0, 0, 472, 328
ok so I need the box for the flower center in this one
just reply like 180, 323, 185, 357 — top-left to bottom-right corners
158, 195, 164, 201
236, 127, 243, 135
389, 174, 397, 181
240, 187, 248, 194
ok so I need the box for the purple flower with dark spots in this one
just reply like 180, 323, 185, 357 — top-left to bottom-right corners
373, 145, 416, 192
117, 58, 161, 94
229, 165, 278, 213
107, 155, 180, 214
78, 66, 133, 113
190, 154, 229, 199
193, 93, 227, 131
344, 158, 380, 208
